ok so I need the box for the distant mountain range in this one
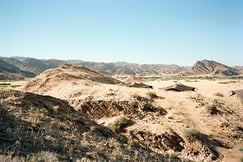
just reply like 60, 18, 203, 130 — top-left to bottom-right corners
0, 56, 242, 80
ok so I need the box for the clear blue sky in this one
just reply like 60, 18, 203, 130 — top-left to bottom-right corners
0, 0, 242, 66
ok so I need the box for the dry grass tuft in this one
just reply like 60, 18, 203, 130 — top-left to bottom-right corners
184, 129, 204, 142
206, 105, 222, 115
106, 116, 134, 133
146, 91, 159, 100
218, 80, 238, 84
214, 92, 224, 97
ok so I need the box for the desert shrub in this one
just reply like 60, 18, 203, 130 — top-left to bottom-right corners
11, 85, 21, 88
107, 116, 134, 133
204, 76, 216, 80
146, 91, 159, 100
82, 132, 90, 142
131, 93, 139, 98
184, 79, 199, 82
90, 126, 97, 132
131, 93, 151, 102
105, 88, 117, 97
0, 83, 11, 86
72, 81, 79, 85
0, 151, 59, 162
214, 92, 224, 97
218, 80, 238, 84
127, 140, 140, 150
184, 129, 229, 161
206, 105, 222, 115
184, 129, 204, 142
139, 76, 162, 81
150, 152, 158, 158
0, 83, 11, 88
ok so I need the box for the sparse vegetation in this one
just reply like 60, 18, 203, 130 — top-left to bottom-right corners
89, 125, 97, 132
79, 96, 167, 120
184, 79, 199, 82
130, 129, 185, 152
0, 82, 22, 89
218, 80, 238, 84
184, 129, 231, 161
206, 104, 222, 115
204, 76, 217, 80
107, 116, 134, 133
72, 81, 79, 85
0, 82, 11, 88
214, 92, 224, 97
138, 76, 163, 81
127, 140, 140, 150
184, 129, 204, 142
11, 84, 22, 88
146, 91, 159, 100
0, 82, 11, 86
205, 99, 235, 116
0, 151, 59, 162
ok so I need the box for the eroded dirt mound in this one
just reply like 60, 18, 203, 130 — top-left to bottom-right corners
75, 95, 167, 120
23, 64, 122, 93
129, 129, 185, 153
0, 90, 180, 161
184, 130, 231, 162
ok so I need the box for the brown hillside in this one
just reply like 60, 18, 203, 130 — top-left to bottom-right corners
234, 66, 243, 74
184, 60, 240, 76
23, 64, 122, 93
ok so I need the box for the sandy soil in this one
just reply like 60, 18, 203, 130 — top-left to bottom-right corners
5, 78, 243, 161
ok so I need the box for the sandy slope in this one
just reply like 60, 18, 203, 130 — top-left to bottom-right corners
19, 77, 243, 161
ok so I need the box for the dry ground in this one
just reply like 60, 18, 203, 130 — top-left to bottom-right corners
2, 77, 243, 161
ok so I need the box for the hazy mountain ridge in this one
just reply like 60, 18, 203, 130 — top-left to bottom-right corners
80, 62, 185, 76
0, 58, 35, 80
0, 57, 241, 80
1, 57, 65, 74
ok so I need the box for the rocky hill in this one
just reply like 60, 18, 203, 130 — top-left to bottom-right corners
182, 60, 240, 77
234, 66, 243, 74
